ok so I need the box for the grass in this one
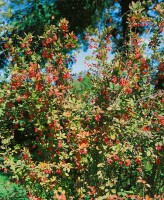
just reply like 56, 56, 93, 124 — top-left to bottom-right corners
0, 171, 28, 200
0, 155, 28, 200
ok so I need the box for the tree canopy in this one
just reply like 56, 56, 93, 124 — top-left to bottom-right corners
0, 0, 163, 88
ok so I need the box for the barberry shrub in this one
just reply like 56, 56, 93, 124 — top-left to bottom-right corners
0, 1, 164, 199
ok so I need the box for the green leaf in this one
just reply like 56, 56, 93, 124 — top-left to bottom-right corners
0, 108, 3, 116
109, 82, 114, 90
146, 150, 151, 157
84, 196, 90, 200
114, 83, 120, 90
111, 134, 116, 140
97, 171, 102, 175
18, 127, 25, 131
111, 189, 116, 194
97, 163, 104, 167
144, 160, 153, 171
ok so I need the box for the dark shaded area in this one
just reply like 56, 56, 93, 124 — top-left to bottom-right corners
56, 0, 97, 34
120, 0, 132, 39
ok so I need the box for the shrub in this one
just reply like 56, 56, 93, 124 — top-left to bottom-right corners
0, 1, 164, 199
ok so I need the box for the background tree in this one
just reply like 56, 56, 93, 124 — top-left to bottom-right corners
0, 0, 162, 51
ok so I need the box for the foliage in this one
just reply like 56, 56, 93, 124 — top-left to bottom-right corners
0, 1, 164, 199
0, 0, 112, 68
0, 0, 162, 68
71, 73, 92, 98
0, 172, 28, 200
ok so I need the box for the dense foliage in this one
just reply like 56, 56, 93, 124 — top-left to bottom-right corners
0, 1, 164, 199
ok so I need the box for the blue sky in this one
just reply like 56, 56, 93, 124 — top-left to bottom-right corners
71, 47, 115, 74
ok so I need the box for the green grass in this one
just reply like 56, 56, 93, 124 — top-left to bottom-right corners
0, 155, 28, 200
0, 171, 28, 200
